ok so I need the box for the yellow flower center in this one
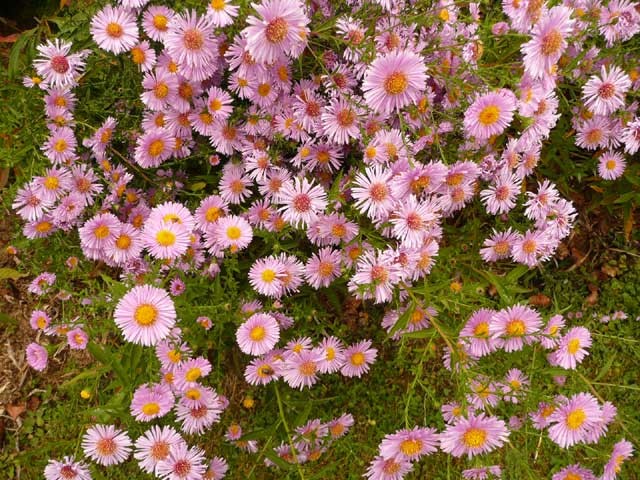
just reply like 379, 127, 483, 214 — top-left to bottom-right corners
462, 427, 487, 448
478, 105, 501, 126
156, 229, 176, 247
53, 139, 68, 153
350, 352, 365, 366
226, 226, 242, 240
261, 269, 276, 283
250, 325, 266, 341
142, 402, 160, 415
148, 139, 165, 157
541, 29, 563, 56
134, 304, 158, 326
400, 439, 422, 456
566, 408, 586, 430
257, 83, 271, 97
186, 388, 201, 400
36, 221, 52, 233
115, 234, 131, 250
265, 17, 289, 43
506, 319, 526, 336
474, 321, 489, 338
185, 367, 202, 382
94, 225, 110, 239
106, 22, 123, 38
167, 349, 181, 363
209, 98, 223, 111
153, 14, 168, 31
383, 72, 409, 95
131, 47, 145, 64
211, 0, 225, 11
567, 338, 581, 354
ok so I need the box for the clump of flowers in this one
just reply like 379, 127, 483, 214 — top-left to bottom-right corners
14, 0, 638, 478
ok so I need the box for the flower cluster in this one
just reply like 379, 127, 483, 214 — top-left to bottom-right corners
13, 0, 639, 478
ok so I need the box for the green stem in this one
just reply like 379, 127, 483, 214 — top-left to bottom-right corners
274, 383, 306, 480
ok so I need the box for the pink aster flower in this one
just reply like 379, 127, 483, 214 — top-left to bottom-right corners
130, 383, 174, 422
142, 219, 190, 260
464, 90, 516, 140
348, 249, 402, 304
134, 426, 184, 475
602, 439, 634, 480
547, 393, 604, 448
321, 97, 361, 144
281, 349, 323, 389
236, 313, 280, 356
44, 456, 92, 480
440, 413, 509, 458
598, 150, 626, 180
244, 354, 281, 385
106, 223, 143, 265
379, 426, 439, 461
174, 357, 212, 392
156, 442, 206, 480
33, 39, 86, 88
362, 49, 427, 115
130, 41, 156, 72
340, 340, 377, 378
364, 455, 413, 480
114, 285, 176, 346
550, 327, 591, 370
42, 126, 77, 164
165, 10, 218, 81
30, 310, 51, 330
142, 6, 175, 42
621, 118, 640, 155
248, 256, 287, 297
480, 172, 522, 215
244, 0, 310, 64
205, 456, 229, 480
511, 229, 551, 267
28, 272, 56, 295
551, 464, 596, 480
459, 309, 499, 357
90, 5, 139, 55
462, 465, 502, 480
539, 314, 565, 349
13, 182, 54, 222
134, 128, 176, 168
206, 0, 239, 27
66, 327, 88, 350
175, 392, 223, 435
521, 6, 574, 79
26, 342, 48, 371
390, 195, 439, 248
82, 424, 132, 466
582, 66, 631, 116
278, 177, 328, 228
489, 304, 542, 352
304, 247, 342, 288
211, 215, 253, 253
351, 166, 395, 220
141, 70, 179, 111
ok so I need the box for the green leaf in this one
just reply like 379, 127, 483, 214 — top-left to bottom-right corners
190, 181, 207, 191
401, 329, 436, 340
8, 30, 35, 80
389, 302, 414, 336
594, 353, 616, 382
263, 450, 294, 471
0, 268, 26, 281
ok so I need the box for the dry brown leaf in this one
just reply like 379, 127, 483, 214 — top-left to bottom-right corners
601, 264, 619, 277
529, 294, 551, 308
6, 403, 25, 420
585, 284, 599, 306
